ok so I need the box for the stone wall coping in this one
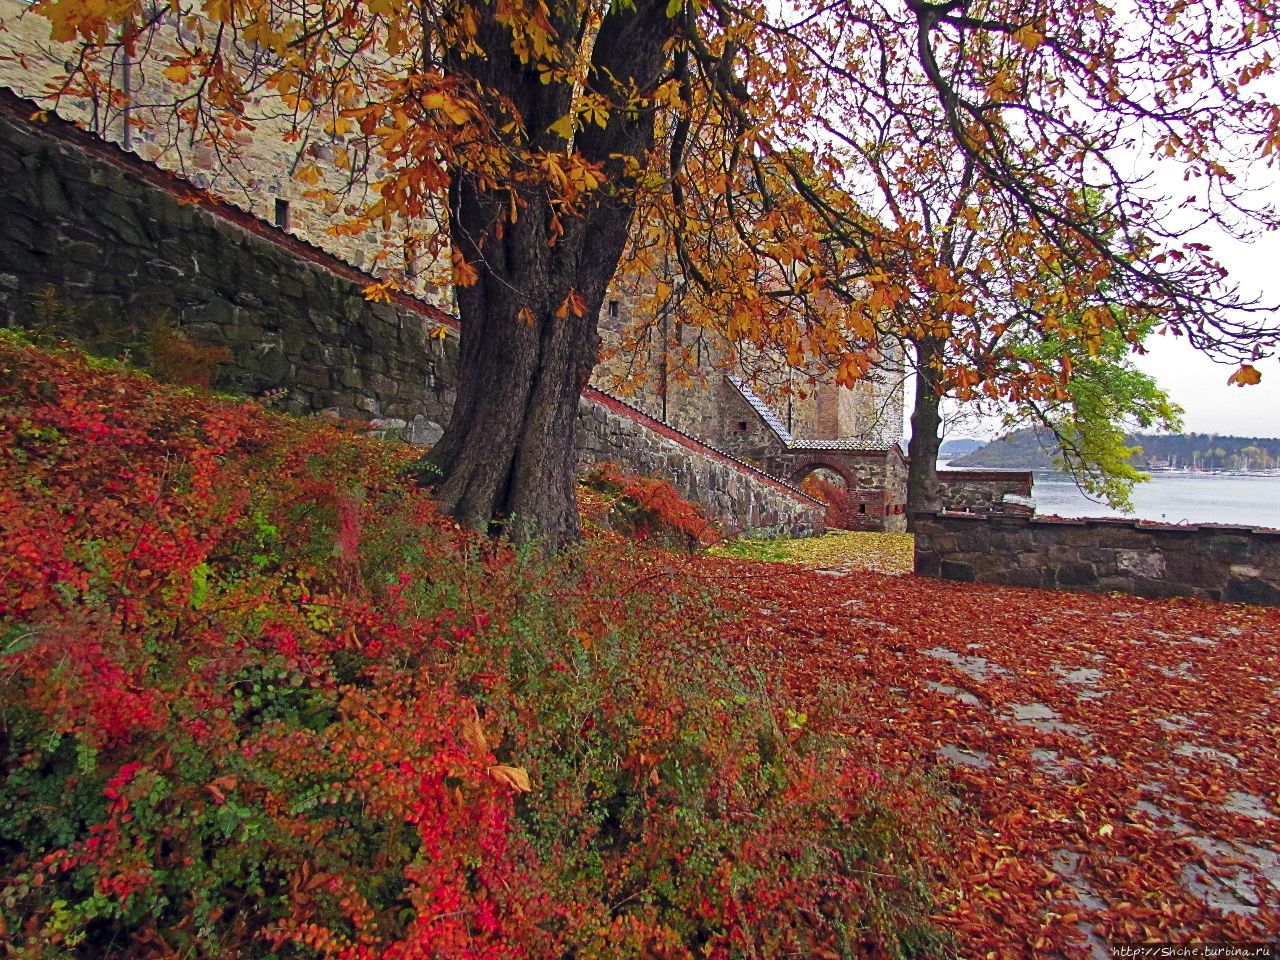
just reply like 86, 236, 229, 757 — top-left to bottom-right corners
937, 468, 1035, 483
920, 510, 1280, 538
2, 85, 824, 519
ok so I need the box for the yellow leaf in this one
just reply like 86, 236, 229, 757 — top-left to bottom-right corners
489, 765, 532, 793
1013, 24, 1044, 52
548, 114, 576, 141
1227, 363, 1262, 386
163, 62, 192, 84
429, 325, 449, 341
1097, 823, 1114, 838
294, 163, 322, 186
423, 92, 470, 125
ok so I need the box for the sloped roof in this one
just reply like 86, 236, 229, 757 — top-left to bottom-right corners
726, 375, 899, 453
726, 375, 792, 444
790, 437, 895, 452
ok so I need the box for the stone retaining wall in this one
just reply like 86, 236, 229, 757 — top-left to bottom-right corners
914, 511, 1280, 605
579, 393, 824, 538
0, 89, 460, 426
0, 88, 822, 538
937, 469, 1034, 514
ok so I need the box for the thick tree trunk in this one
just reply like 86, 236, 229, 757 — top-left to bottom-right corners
423, 184, 625, 545
906, 336, 945, 530
420, 0, 675, 545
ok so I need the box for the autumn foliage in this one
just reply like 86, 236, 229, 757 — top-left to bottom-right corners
579, 461, 715, 547
0, 332, 942, 958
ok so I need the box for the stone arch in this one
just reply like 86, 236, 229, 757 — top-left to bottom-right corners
791, 460, 864, 529
789, 458, 852, 489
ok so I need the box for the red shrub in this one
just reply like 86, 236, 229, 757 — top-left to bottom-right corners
579, 461, 716, 547
800, 473, 858, 529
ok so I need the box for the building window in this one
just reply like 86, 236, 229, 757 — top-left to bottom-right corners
274, 198, 290, 231
608, 300, 619, 319
735, 421, 749, 432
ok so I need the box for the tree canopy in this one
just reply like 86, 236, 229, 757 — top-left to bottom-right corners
26, 0, 1280, 539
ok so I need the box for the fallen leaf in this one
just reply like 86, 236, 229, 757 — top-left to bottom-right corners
489, 764, 532, 793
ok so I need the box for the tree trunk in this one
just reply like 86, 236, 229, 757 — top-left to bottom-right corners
423, 184, 624, 545
420, 0, 675, 545
906, 336, 945, 530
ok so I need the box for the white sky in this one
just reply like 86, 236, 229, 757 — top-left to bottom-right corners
1130, 228, 1280, 439
905, 13, 1280, 446
934, 154, 1280, 444
916, 227, 1280, 443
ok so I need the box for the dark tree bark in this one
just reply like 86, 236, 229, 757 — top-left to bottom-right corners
905, 335, 944, 529
422, 0, 676, 545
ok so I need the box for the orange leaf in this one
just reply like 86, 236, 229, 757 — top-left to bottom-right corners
460, 706, 489, 758
1227, 363, 1262, 386
163, 62, 193, 84
555, 291, 584, 318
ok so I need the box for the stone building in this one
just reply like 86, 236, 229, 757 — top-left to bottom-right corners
594, 276, 909, 530
0, 0, 454, 305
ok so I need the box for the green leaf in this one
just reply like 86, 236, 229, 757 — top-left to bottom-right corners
190, 562, 212, 609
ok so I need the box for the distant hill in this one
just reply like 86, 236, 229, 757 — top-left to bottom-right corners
951, 429, 1280, 472
940, 438, 985, 459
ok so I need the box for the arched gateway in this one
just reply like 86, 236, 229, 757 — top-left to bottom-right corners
704, 377, 909, 532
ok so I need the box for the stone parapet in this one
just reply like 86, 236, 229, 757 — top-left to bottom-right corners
579, 392, 825, 539
914, 511, 1280, 605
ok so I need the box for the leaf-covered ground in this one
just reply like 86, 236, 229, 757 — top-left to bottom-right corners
711, 530, 916, 575
702, 552, 1280, 956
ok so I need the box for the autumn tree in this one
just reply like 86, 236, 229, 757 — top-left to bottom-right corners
744, 3, 1280, 523
25, 0, 1280, 541
993, 308, 1184, 511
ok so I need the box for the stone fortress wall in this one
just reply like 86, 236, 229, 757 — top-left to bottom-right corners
0, 0, 453, 299
594, 274, 907, 461
0, 88, 824, 538
0, 7, 908, 488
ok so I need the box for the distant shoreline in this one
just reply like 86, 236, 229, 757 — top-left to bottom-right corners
946, 428, 1280, 474
1028, 471, 1280, 530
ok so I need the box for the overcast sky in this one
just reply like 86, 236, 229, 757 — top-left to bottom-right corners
935, 158, 1280, 444
1130, 229, 1280, 439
